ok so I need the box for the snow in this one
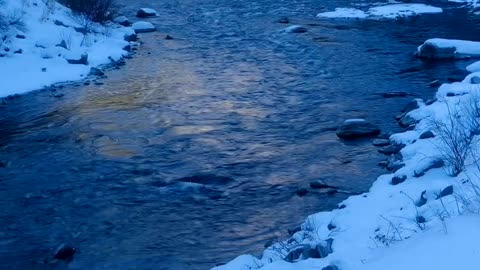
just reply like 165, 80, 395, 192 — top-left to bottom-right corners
139, 8, 158, 16
214, 38, 480, 270
0, 0, 134, 98
418, 38, 480, 58
317, 4, 443, 20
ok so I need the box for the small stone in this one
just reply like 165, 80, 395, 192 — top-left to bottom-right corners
66, 54, 88, 65
15, 34, 26, 39
89, 67, 104, 77
132, 21, 157, 33
391, 175, 407, 185
165, 35, 174, 40
378, 161, 388, 167
416, 215, 426, 223
54, 245, 76, 261
399, 115, 416, 128
378, 144, 403, 155
136, 8, 159, 18
372, 139, 390, 147
285, 25, 307, 33
336, 119, 381, 139
296, 188, 308, 197
446, 92, 455, 97
419, 131, 435, 139
41, 67, 47, 72
14, 49, 22, 54
310, 180, 336, 189
327, 223, 336, 230
436, 185, 453, 199
322, 266, 339, 270
416, 190, 427, 207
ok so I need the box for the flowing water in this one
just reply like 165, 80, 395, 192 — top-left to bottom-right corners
1, 0, 480, 269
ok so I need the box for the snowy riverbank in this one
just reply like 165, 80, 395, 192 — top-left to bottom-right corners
0, 0, 136, 98
214, 30, 480, 270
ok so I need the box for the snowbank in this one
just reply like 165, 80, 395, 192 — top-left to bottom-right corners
0, 0, 134, 98
214, 42, 480, 270
417, 38, 480, 59
317, 4, 442, 20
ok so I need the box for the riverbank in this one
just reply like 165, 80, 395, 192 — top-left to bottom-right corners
0, 0, 135, 98
215, 36, 480, 270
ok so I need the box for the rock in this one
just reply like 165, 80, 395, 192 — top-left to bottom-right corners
132, 21, 156, 33
402, 99, 420, 113
391, 175, 407, 185
416, 190, 427, 207
284, 246, 305, 262
399, 115, 416, 128
436, 185, 453, 199
41, 67, 47, 72
428, 80, 441, 87
54, 245, 76, 261
327, 223, 336, 230
89, 67, 104, 77
471, 76, 480, 84
381, 91, 408, 98
322, 266, 339, 270
56, 40, 68, 50
378, 144, 403, 155
285, 25, 307, 33
54, 20, 68, 27
277, 17, 290, 24
336, 119, 381, 139
114, 16, 131, 26
417, 42, 456, 59
316, 238, 333, 258
14, 49, 22, 54
287, 226, 301, 236
416, 215, 426, 223
419, 131, 435, 139
124, 33, 137, 42
296, 188, 308, 197
372, 139, 390, 147
123, 44, 132, 52
136, 8, 159, 18
165, 35, 174, 40
74, 26, 87, 35
302, 245, 321, 259
378, 160, 388, 167
387, 162, 405, 172
176, 174, 233, 185
310, 180, 337, 190
66, 54, 88, 65
95, 82, 104, 86
15, 34, 26, 39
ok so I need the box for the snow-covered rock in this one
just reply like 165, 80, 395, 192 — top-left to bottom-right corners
336, 119, 381, 139
318, 4, 442, 20
132, 22, 157, 33
418, 38, 480, 59
285, 25, 308, 33
136, 8, 159, 18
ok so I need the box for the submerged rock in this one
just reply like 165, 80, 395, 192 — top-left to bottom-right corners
417, 42, 456, 59
336, 119, 381, 139
310, 179, 337, 190
372, 139, 390, 147
285, 25, 308, 33
378, 144, 403, 155
399, 115, 417, 128
54, 245, 76, 261
136, 8, 159, 18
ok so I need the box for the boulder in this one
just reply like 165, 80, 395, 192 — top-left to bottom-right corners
417, 42, 456, 59
399, 115, 416, 128
66, 53, 88, 65
419, 131, 435, 139
136, 8, 159, 18
89, 67, 104, 77
124, 33, 137, 42
132, 21, 156, 33
285, 25, 308, 33
391, 175, 407, 185
165, 35, 174, 40
316, 238, 333, 258
114, 16, 131, 26
336, 119, 381, 139
402, 99, 420, 113
284, 246, 305, 262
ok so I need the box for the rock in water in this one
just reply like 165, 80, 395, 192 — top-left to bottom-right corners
114, 16, 131, 26
132, 22, 156, 33
136, 8, 158, 18
336, 119, 381, 139
417, 42, 456, 59
54, 245, 76, 261
285, 25, 308, 33
176, 174, 234, 185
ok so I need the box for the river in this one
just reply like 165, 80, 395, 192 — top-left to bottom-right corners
1, 0, 480, 269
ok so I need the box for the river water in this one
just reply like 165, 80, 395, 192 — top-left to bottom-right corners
1, 0, 480, 269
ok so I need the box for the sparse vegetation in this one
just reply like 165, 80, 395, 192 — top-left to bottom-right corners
58, 0, 117, 23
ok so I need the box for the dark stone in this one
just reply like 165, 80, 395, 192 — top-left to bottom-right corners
402, 100, 420, 113
416, 215, 426, 223
322, 266, 339, 270
436, 185, 453, 199
316, 238, 333, 258
399, 115, 417, 128
54, 245, 76, 261
124, 33, 138, 42
277, 17, 290, 24
288, 226, 301, 236
41, 67, 47, 72
416, 190, 427, 207
94, 82, 104, 86
66, 54, 88, 65
123, 45, 131, 51
378, 144, 403, 155
428, 80, 441, 88
337, 204, 346, 209
391, 175, 407, 185
302, 245, 321, 259
89, 67, 104, 77
15, 34, 26, 39
165, 35, 174, 40
378, 160, 388, 167
176, 174, 234, 185
446, 92, 455, 97
336, 120, 381, 139
56, 40, 68, 50
14, 49, 22, 54
54, 20, 68, 27
417, 42, 456, 59
136, 8, 158, 18
284, 246, 305, 262
471, 76, 480, 84
296, 188, 308, 197
327, 223, 336, 230
310, 180, 337, 190
373, 139, 390, 147
114, 16, 131, 27
419, 131, 435, 139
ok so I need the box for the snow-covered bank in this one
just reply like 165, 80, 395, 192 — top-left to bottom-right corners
0, 0, 136, 98
214, 41, 480, 270
317, 4, 442, 19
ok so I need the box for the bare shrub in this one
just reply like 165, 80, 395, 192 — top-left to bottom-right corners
58, 0, 117, 23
